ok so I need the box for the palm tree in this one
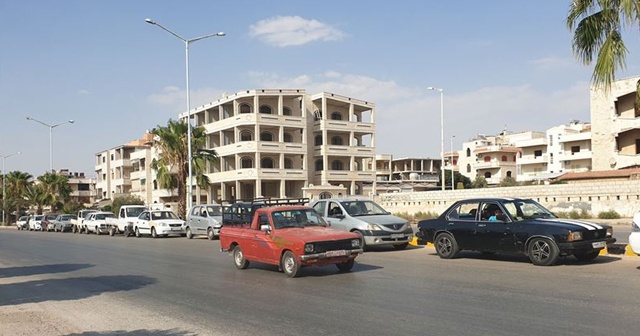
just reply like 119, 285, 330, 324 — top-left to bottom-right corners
567, 0, 640, 107
151, 119, 218, 219
5, 171, 33, 217
24, 184, 48, 215
37, 172, 72, 212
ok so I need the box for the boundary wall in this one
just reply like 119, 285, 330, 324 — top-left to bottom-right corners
374, 180, 640, 218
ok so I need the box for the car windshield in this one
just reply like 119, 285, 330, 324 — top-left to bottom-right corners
35, 215, 44, 220
45, 214, 58, 220
95, 213, 115, 220
502, 200, 557, 221
205, 205, 222, 216
61, 215, 76, 221
272, 209, 326, 229
151, 211, 179, 220
341, 200, 388, 216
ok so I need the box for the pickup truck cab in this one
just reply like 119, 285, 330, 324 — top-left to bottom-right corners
219, 198, 363, 277
186, 204, 223, 240
71, 209, 98, 234
311, 198, 413, 250
105, 205, 148, 237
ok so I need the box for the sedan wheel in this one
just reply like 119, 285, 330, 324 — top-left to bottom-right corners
528, 238, 559, 266
207, 228, 214, 240
281, 251, 301, 278
233, 245, 250, 269
151, 227, 158, 239
186, 227, 193, 239
435, 232, 460, 259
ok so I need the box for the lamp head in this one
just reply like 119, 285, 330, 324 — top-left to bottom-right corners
26, 116, 32, 120
145, 18, 156, 25
216, 32, 226, 36
69, 120, 75, 124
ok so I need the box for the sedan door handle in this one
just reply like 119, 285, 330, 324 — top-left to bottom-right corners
478, 223, 486, 227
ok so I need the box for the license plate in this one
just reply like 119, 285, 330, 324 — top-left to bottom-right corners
172, 228, 181, 231
391, 234, 405, 239
592, 241, 606, 248
325, 250, 348, 257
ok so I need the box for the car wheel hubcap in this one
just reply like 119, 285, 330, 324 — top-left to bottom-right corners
284, 257, 294, 273
235, 250, 243, 265
532, 241, 550, 261
437, 237, 452, 255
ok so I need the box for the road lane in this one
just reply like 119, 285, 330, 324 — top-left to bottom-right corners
1, 229, 639, 336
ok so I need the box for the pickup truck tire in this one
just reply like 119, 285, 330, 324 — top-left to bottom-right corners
151, 227, 158, 239
84, 226, 90, 235
233, 245, 250, 269
135, 227, 141, 238
109, 227, 116, 236
207, 228, 214, 240
186, 227, 193, 239
281, 251, 301, 278
95, 226, 100, 235
336, 259, 355, 272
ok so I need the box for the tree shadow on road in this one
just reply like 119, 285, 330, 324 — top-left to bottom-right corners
0, 263, 94, 278
67, 329, 196, 336
0, 275, 156, 306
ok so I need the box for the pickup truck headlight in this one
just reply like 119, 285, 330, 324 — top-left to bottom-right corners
567, 231, 583, 242
351, 239, 361, 248
304, 243, 314, 253
365, 224, 383, 231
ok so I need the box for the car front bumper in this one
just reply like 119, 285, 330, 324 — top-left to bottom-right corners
360, 228, 414, 246
156, 226, 186, 235
300, 248, 363, 262
557, 238, 617, 254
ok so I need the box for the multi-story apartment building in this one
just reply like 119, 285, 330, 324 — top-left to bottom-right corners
591, 76, 640, 170
548, 121, 592, 174
512, 131, 548, 181
56, 169, 96, 206
95, 138, 150, 202
368, 155, 441, 193
457, 134, 519, 185
187, 89, 376, 201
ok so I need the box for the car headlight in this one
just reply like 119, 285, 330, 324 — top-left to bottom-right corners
632, 220, 640, 232
304, 243, 314, 253
567, 231, 583, 241
606, 227, 613, 237
366, 224, 383, 231
351, 239, 361, 248
160, 222, 168, 227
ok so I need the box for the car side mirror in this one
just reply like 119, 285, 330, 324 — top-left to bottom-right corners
260, 224, 271, 233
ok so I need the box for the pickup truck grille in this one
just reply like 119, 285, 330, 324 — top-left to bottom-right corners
311, 239, 354, 253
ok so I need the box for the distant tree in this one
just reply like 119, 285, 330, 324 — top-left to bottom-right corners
62, 200, 85, 215
24, 184, 48, 215
472, 176, 488, 188
567, 0, 640, 109
499, 176, 518, 187
5, 171, 33, 217
37, 172, 72, 212
111, 195, 145, 216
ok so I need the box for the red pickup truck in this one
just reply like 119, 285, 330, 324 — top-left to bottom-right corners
219, 198, 364, 277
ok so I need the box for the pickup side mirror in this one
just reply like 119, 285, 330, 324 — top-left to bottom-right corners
260, 224, 271, 232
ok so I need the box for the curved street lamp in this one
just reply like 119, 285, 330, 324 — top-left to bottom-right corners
2, 151, 21, 225
145, 18, 225, 211
26, 116, 74, 172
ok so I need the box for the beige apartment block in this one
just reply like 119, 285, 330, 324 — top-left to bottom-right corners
95, 137, 150, 202
548, 121, 592, 173
458, 134, 518, 185
367, 155, 442, 193
56, 169, 96, 206
186, 89, 376, 202
512, 131, 548, 181
591, 76, 640, 171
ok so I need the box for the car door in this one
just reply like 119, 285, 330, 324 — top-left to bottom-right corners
189, 206, 205, 234
476, 202, 516, 252
444, 201, 480, 250
137, 211, 151, 235
243, 213, 277, 264
322, 201, 349, 231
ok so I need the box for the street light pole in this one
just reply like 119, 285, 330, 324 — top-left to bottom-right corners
145, 18, 225, 212
26, 116, 74, 172
451, 135, 455, 190
2, 151, 21, 225
427, 87, 445, 191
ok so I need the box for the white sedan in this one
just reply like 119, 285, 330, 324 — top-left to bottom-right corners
134, 210, 186, 238
630, 211, 640, 255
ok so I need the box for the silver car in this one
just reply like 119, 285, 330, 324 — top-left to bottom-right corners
186, 204, 223, 240
311, 198, 414, 250
52, 214, 78, 232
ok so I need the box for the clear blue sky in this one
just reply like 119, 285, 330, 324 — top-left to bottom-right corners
1, 0, 638, 178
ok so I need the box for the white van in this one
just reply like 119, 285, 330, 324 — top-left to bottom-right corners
311, 198, 413, 250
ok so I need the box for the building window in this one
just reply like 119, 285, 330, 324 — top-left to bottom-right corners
240, 131, 253, 141
331, 136, 343, 145
314, 110, 322, 121
283, 132, 293, 143
550, 153, 553, 164
549, 135, 553, 146
315, 159, 323, 171
284, 158, 293, 169
241, 157, 253, 168
534, 150, 542, 158
314, 135, 323, 146
636, 139, 640, 154
260, 132, 274, 141
501, 155, 507, 162
466, 148, 471, 157
466, 164, 471, 173
484, 156, 491, 162
283, 107, 292, 116
331, 160, 344, 170
484, 172, 492, 178
330, 112, 342, 120
239, 103, 251, 114
319, 191, 332, 199
506, 171, 512, 177
571, 146, 580, 154
259, 105, 272, 114
261, 157, 275, 168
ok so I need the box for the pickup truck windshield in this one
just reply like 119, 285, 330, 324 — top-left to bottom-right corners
272, 209, 325, 229
125, 207, 146, 217
341, 200, 388, 216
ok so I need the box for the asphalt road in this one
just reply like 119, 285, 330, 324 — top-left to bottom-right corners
1, 229, 639, 336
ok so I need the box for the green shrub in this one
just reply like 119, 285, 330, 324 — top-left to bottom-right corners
597, 210, 620, 219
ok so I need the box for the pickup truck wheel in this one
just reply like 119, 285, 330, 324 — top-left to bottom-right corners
233, 245, 250, 269
207, 228, 214, 240
281, 251, 301, 278
109, 227, 115, 236
84, 226, 89, 234
151, 227, 158, 239
435, 232, 460, 259
528, 238, 559, 266
574, 251, 599, 262
393, 242, 409, 250
95, 226, 100, 235
336, 259, 355, 272
135, 227, 141, 238
186, 227, 193, 239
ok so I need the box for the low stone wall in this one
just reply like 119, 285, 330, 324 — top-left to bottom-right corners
374, 180, 640, 218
